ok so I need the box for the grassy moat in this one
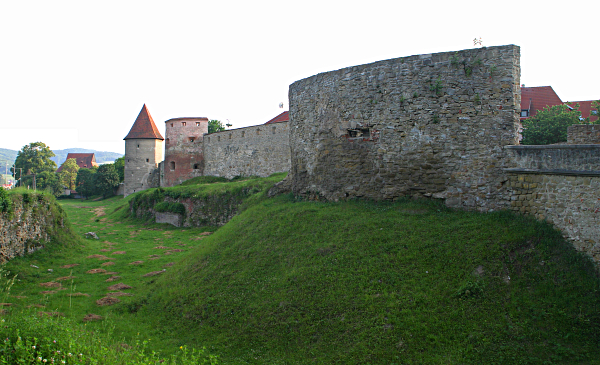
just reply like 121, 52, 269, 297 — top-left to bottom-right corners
1, 175, 599, 364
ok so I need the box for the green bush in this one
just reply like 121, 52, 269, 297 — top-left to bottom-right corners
154, 201, 186, 216
0, 187, 12, 214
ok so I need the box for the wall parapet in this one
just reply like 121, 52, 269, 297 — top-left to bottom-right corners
505, 145, 600, 171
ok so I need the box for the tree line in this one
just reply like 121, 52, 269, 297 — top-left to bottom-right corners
8, 142, 124, 199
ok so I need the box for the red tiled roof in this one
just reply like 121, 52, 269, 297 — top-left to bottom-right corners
567, 100, 599, 123
265, 111, 289, 124
124, 104, 164, 140
520, 86, 563, 120
57, 153, 98, 173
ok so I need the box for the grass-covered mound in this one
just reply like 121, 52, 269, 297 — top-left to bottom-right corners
0, 187, 77, 253
127, 173, 286, 226
139, 195, 600, 364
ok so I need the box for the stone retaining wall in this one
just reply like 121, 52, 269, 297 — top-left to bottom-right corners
507, 172, 600, 263
0, 194, 64, 263
506, 144, 600, 264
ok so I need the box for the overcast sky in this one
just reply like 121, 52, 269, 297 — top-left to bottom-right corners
1, 0, 598, 155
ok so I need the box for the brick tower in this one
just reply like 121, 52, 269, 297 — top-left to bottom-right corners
123, 104, 164, 197
163, 117, 209, 187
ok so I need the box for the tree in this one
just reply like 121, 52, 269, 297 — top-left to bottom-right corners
94, 164, 119, 198
76, 167, 98, 199
113, 157, 125, 183
58, 158, 79, 190
521, 104, 587, 145
37, 171, 63, 197
208, 120, 227, 134
11, 142, 57, 180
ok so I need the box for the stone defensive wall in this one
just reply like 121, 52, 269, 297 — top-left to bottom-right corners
505, 144, 600, 263
203, 121, 291, 179
288, 45, 521, 211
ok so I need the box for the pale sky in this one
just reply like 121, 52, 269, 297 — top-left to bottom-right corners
1, 0, 598, 154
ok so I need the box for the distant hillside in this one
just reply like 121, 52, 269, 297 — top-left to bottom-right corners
0, 148, 18, 170
0, 147, 122, 170
51, 148, 123, 166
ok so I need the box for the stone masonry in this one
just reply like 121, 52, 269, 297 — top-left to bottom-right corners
0, 195, 63, 263
203, 121, 291, 179
568, 125, 600, 144
288, 45, 521, 211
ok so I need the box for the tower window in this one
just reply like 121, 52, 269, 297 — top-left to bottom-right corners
170, 161, 175, 170
137, 144, 139, 148
272, 126, 276, 134
241, 131, 245, 138
146, 158, 149, 162
229, 133, 232, 139
193, 164, 199, 170
256, 129, 260, 135
166, 138, 170, 144
182, 122, 186, 126
171, 123, 173, 127
189, 137, 195, 142
218, 136, 221, 142
196, 122, 200, 126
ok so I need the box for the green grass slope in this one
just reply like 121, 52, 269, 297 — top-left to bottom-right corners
139, 195, 600, 364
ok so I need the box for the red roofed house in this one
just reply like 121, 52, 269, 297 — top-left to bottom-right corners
567, 100, 599, 123
264, 111, 289, 124
520, 86, 598, 123
56, 153, 99, 173
520, 86, 563, 121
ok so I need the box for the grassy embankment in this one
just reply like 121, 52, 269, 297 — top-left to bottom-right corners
1, 174, 600, 364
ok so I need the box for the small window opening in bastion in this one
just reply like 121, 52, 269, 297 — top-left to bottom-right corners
189, 137, 195, 142
171, 123, 173, 127
193, 164, 199, 170
182, 122, 186, 126
196, 122, 200, 126
146, 158, 149, 162
218, 136, 221, 142
257, 129, 260, 135
241, 131, 245, 137
347, 127, 371, 138
137, 144, 139, 148
272, 126, 276, 134
229, 133, 232, 139
170, 161, 175, 170
166, 138, 170, 144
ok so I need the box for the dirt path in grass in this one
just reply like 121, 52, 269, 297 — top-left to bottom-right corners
4, 199, 215, 325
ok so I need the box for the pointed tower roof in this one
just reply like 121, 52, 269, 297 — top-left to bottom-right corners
124, 104, 164, 140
